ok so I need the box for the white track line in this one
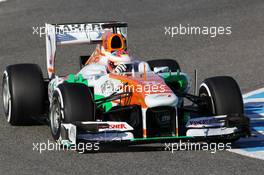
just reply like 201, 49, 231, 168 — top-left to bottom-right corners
230, 149, 264, 160
244, 98, 264, 103
228, 89, 264, 160
243, 88, 264, 98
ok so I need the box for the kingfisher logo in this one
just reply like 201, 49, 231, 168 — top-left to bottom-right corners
97, 122, 132, 132
109, 124, 127, 129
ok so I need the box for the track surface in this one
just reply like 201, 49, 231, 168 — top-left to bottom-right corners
0, 0, 264, 174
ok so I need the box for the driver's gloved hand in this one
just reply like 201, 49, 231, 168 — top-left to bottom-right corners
114, 64, 127, 74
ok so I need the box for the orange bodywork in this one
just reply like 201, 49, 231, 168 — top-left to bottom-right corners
85, 45, 105, 65
109, 72, 173, 108
48, 67, 55, 73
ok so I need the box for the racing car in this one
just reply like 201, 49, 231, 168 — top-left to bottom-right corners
2, 21, 250, 147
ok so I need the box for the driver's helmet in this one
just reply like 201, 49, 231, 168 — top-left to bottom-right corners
101, 32, 132, 73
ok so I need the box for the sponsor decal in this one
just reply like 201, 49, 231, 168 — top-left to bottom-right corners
189, 118, 218, 125
161, 115, 170, 123
56, 23, 103, 35
109, 124, 127, 129
101, 80, 115, 95
98, 124, 109, 129
98, 123, 127, 130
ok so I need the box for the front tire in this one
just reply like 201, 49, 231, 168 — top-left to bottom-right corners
199, 76, 244, 143
49, 83, 95, 141
199, 76, 243, 115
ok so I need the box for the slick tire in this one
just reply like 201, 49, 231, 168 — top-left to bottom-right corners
2, 64, 45, 125
199, 76, 244, 115
49, 83, 95, 141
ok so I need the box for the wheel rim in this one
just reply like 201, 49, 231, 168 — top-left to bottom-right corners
50, 99, 61, 136
2, 74, 11, 122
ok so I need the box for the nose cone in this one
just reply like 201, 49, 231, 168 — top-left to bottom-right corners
145, 93, 178, 108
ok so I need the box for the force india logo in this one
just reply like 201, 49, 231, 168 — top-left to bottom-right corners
189, 118, 218, 125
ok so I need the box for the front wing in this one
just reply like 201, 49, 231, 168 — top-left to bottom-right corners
58, 114, 250, 146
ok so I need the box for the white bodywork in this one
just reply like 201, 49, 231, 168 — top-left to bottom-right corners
60, 122, 134, 144
186, 127, 238, 137
185, 115, 238, 137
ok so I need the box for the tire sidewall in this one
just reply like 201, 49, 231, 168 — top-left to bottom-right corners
2, 64, 45, 125
49, 83, 95, 142
199, 76, 243, 115
199, 83, 216, 115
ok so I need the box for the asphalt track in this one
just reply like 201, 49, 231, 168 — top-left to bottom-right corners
0, 0, 264, 174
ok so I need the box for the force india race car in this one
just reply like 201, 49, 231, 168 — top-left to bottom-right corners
2, 21, 250, 147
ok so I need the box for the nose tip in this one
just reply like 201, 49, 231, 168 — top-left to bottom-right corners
145, 93, 178, 108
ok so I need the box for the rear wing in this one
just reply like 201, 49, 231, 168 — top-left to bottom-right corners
45, 21, 128, 78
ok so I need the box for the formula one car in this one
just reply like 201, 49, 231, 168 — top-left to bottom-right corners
2, 21, 250, 146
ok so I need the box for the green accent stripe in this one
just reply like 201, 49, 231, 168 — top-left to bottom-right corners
66, 74, 88, 86
130, 136, 193, 142
94, 94, 112, 112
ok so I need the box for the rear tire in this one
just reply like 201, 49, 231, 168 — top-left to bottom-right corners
49, 83, 95, 141
199, 76, 243, 115
2, 64, 45, 125
147, 59, 181, 72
